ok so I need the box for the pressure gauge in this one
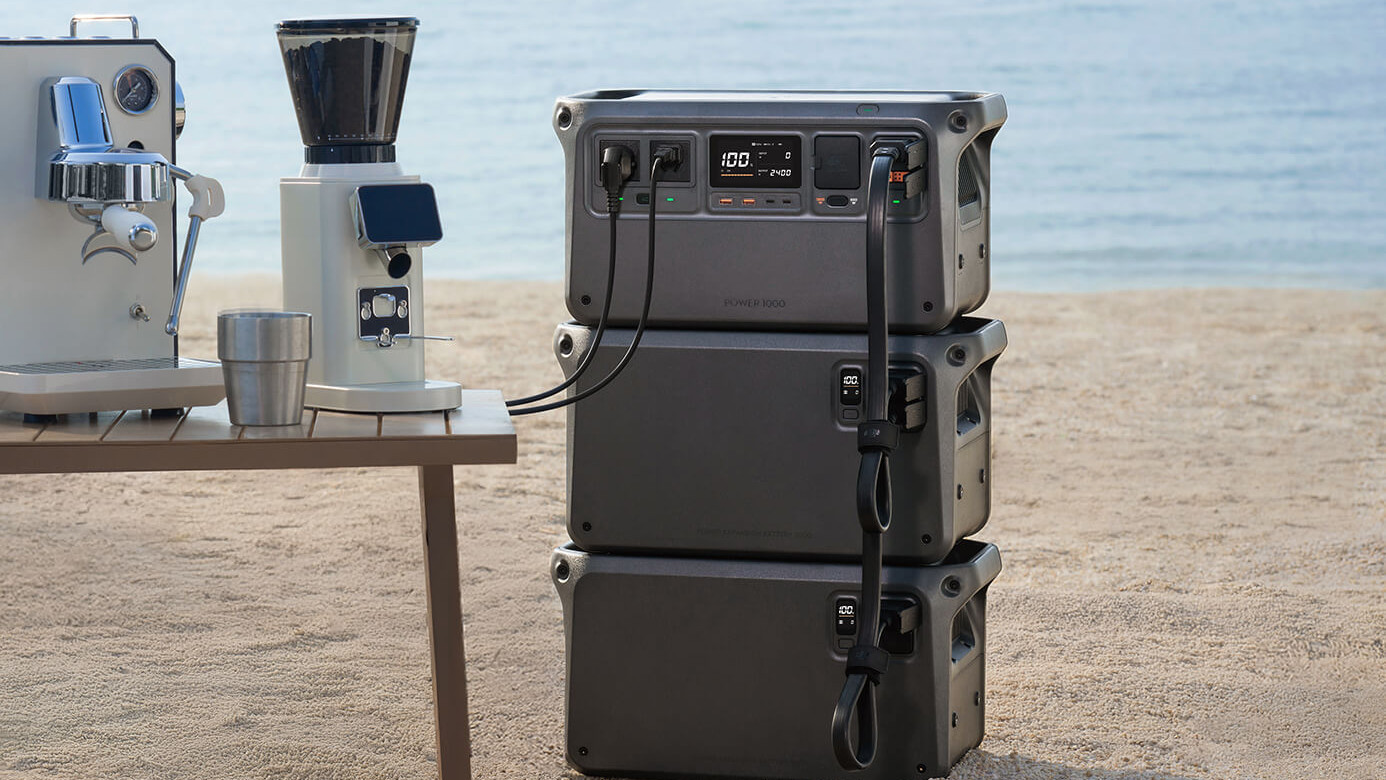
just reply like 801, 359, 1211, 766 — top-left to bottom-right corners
112, 65, 158, 115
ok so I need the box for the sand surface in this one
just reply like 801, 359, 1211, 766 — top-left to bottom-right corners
1, 277, 1383, 779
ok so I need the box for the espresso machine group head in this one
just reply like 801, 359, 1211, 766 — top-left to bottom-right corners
277, 17, 460, 413
0, 15, 227, 416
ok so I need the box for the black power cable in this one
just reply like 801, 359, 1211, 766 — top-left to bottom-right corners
832, 147, 901, 770
509, 147, 679, 416
507, 146, 631, 408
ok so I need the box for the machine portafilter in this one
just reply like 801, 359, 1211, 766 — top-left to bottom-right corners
39, 74, 224, 335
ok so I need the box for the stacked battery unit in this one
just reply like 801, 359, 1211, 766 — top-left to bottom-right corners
547, 90, 1007, 780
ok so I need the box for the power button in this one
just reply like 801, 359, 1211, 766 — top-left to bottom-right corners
825, 195, 850, 208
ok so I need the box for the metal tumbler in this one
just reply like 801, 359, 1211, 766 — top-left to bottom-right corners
217, 310, 312, 426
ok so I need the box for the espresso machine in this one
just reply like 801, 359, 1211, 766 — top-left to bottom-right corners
277, 17, 460, 413
0, 15, 226, 416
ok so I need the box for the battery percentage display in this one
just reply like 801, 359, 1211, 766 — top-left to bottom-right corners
709, 134, 801, 189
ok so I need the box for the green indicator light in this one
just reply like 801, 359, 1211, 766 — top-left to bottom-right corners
892, 199, 902, 204
666, 197, 675, 202
618, 196, 624, 201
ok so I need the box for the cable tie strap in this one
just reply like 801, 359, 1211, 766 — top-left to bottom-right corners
846, 644, 890, 685
857, 420, 899, 454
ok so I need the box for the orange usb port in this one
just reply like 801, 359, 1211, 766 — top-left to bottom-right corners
742, 198, 756, 205
719, 197, 733, 205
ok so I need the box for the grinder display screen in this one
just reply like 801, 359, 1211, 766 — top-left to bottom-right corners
709, 135, 801, 188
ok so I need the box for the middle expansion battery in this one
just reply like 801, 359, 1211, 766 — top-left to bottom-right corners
554, 316, 1005, 564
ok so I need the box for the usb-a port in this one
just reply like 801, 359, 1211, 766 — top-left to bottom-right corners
742, 198, 756, 206
718, 197, 733, 205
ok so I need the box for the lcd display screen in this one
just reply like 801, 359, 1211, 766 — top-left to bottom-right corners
355, 183, 443, 245
709, 135, 801, 188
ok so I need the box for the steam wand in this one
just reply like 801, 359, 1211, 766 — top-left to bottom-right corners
164, 166, 224, 336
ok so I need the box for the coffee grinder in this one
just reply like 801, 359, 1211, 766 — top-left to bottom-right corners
277, 17, 460, 413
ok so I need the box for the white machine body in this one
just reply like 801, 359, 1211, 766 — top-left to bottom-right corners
280, 163, 460, 412
0, 23, 224, 415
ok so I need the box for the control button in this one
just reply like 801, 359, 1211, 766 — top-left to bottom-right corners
842, 409, 859, 421
838, 637, 854, 650
636, 192, 650, 205
814, 135, 861, 190
372, 293, 397, 319
826, 194, 850, 208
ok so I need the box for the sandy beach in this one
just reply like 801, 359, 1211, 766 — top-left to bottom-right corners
1, 276, 1383, 779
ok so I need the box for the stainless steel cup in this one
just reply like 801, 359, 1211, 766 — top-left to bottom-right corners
217, 310, 312, 426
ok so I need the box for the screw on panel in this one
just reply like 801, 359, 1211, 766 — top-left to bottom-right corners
578, 746, 588, 756
948, 347, 967, 365
951, 712, 958, 727
581, 522, 592, 532
558, 334, 574, 357
921, 534, 932, 544
923, 301, 934, 312
958, 253, 965, 269
979, 468, 986, 484
974, 691, 982, 706
555, 561, 570, 582
956, 484, 964, 500
557, 107, 573, 129
581, 294, 592, 306
979, 243, 987, 260
948, 111, 969, 133
917, 765, 927, 774
943, 577, 961, 597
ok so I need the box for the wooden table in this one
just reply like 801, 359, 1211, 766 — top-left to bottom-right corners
0, 389, 517, 780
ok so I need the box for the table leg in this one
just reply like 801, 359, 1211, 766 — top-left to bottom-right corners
418, 464, 472, 780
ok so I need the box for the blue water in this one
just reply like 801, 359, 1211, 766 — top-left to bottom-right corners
9, 0, 1385, 290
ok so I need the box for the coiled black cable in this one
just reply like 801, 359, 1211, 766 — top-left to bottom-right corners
832, 148, 900, 770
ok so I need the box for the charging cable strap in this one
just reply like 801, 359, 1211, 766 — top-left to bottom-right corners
833, 149, 900, 771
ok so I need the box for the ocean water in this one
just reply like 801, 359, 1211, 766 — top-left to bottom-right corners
8, 0, 1385, 290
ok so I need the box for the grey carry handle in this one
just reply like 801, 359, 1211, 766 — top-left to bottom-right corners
940, 318, 1006, 446
929, 542, 1001, 670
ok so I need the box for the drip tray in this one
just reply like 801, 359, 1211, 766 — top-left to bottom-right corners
0, 357, 226, 415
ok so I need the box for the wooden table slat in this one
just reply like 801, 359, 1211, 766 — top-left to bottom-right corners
449, 391, 515, 438
33, 411, 123, 442
0, 412, 46, 442
310, 410, 381, 438
381, 411, 449, 438
104, 410, 185, 442
241, 420, 313, 440
171, 402, 242, 442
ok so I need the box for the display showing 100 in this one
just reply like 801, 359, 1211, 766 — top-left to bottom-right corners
721, 150, 752, 168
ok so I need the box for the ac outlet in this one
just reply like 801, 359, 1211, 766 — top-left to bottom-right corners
650, 139, 692, 183
597, 139, 641, 183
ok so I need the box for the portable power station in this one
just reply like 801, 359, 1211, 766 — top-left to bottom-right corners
553, 317, 1006, 564
552, 540, 1000, 780
552, 89, 1006, 333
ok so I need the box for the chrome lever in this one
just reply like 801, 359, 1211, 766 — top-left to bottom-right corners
392, 334, 455, 342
